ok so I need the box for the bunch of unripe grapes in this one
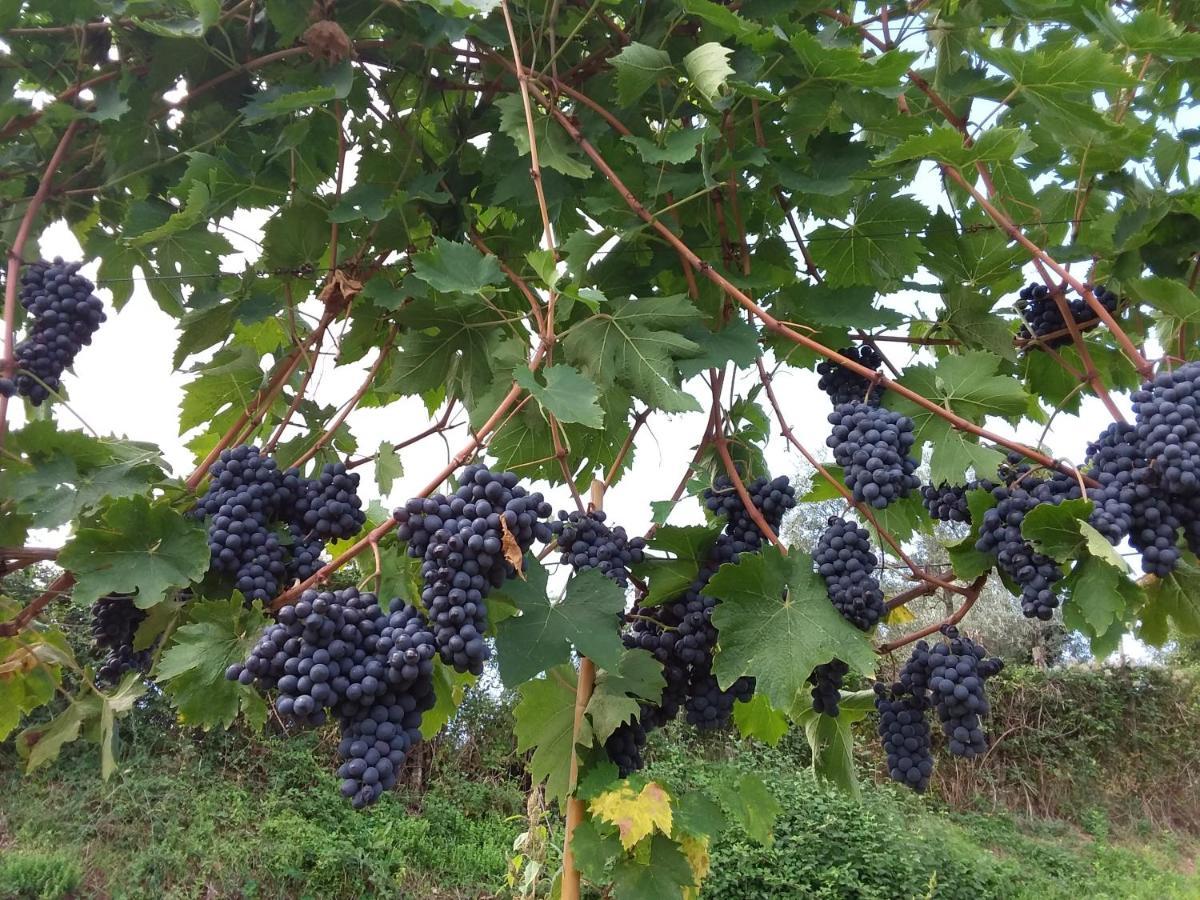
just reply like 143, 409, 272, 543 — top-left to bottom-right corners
0, 258, 106, 405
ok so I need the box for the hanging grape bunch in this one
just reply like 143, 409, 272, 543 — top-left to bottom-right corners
550, 509, 646, 588
393, 465, 553, 675
816, 344, 884, 407
1016, 282, 1119, 348
0, 258, 106, 405
90, 594, 151, 684
227, 587, 437, 808
291, 462, 367, 541
826, 403, 919, 508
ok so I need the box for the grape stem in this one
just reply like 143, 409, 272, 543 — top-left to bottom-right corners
0, 572, 75, 638
876, 574, 989, 654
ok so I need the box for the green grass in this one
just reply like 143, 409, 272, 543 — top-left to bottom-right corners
0, 724, 1195, 899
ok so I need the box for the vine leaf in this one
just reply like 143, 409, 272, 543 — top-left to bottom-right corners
808, 195, 929, 289
732, 694, 789, 746
587, 649, 665, 742
876, 126, 1036, 170
683, 43, 734, 103
17, 695, 98, 773
563, 295, 703, 413
100, 673, 147, 779
514, 364, 605, 429
707, 547, 876, 713
514, 664, 589, 805
611, 834, 697, 900
611, 43, 674, 107
1061, 557, 1130, 641
1137, 556, 1200, 644
497, 94, 592, 179
713, 773, 780, 845
495, 564, 626, 687
154, 595, 271, 729
792, 689, 876, 797
421, 659, 476, 739
946, 489, 998, 580
241, 61, 353, 123
58, 496, 210, 609
676, 320, 762, 378
632, 525, 721, 607
590, 782, 674, 850
572, 818, 623, 883
789, 31, 917, 89
411, 237, 506, 295
375, 440, 404, 494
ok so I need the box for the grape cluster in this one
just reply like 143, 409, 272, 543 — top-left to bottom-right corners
874, 685, 934, 792
1016, 282, 1119, 347
290, 462, 366, 541
809, 659, 850, 717
1079, 364, 1200, 576
227, 587, 437, 808
703, 474, 796, 552
816, 345, 883, 407
975, 472, 1081, 619
876, 626, 1002, 791
814, 516, 884, 632
5, 258, 107, 405
827, 402, 919, 508
549, 509, 646, 588
609, 472, 795, 771
393, 465, 553, 674
192, 446, 367, 603
90, 594, 151, 684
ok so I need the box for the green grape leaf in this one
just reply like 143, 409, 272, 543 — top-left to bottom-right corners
99, 673, 147, 780
154, 595, 271, 729
683, 42, 734, 103
622, 130, 707, 165
571, 818, 622, 883
587, 648, 666, 742
494, 563, 627, 687
789, 31, 917, 89
632, 525, 721, 607
411, 237, 506, 295
732, 694, 789, 746
676, 320, 762, 378
241, 61, 353, 123
611, 42, 674, 107
514, 364, 605, 429
1138, 557, 1200, 644
514, 664, 590, 805
876, 126, 1035, 169
375, 440, 404, 495
421, 659, 476, 739
792, 689, 876, 797
58, 496, 210, 609
673, 791, 728, 840
714, 772, 780, 845
1021, 498, 1096, 562
808, 196, 929, 289
946, 489, 999, 581
497, 94, 593, 179
707, 547, 877, 712
610, 834, 697, 900
563, 295, 703, 414
17, 695, 99, 773
1061, 556, 1128, 639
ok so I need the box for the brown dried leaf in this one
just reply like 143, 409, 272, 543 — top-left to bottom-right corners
303, 20, 353, 65
318, 269, 363, 309
499, 517, 525, 579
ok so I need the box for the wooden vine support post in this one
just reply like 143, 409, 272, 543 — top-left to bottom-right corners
561, 478, 604, 900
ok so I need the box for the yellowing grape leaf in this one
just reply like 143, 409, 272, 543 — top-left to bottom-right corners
590, 782, 674, 850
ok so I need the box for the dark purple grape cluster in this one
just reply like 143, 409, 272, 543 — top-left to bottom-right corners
290, 462, 366, 541
227, 587, 437, 808
8, 258, 106, 405
827, 402, 919, 508
816, 345, 883, 407
192, 446, 368, 603
896, 626, 1003, 760
703, 474, 796, 552
1016, 282, 1119, 348
605, 715, 648, 777
393, 465, 553, 675
1081, 365, 1200, 576
814, 516, 884, 632
874, 684, 934, 792
809, 659, 849, 717
975, 471, 1082, 619
90, 594, 151, 684
685, 665, 754, 731
549, 509, 646, 588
